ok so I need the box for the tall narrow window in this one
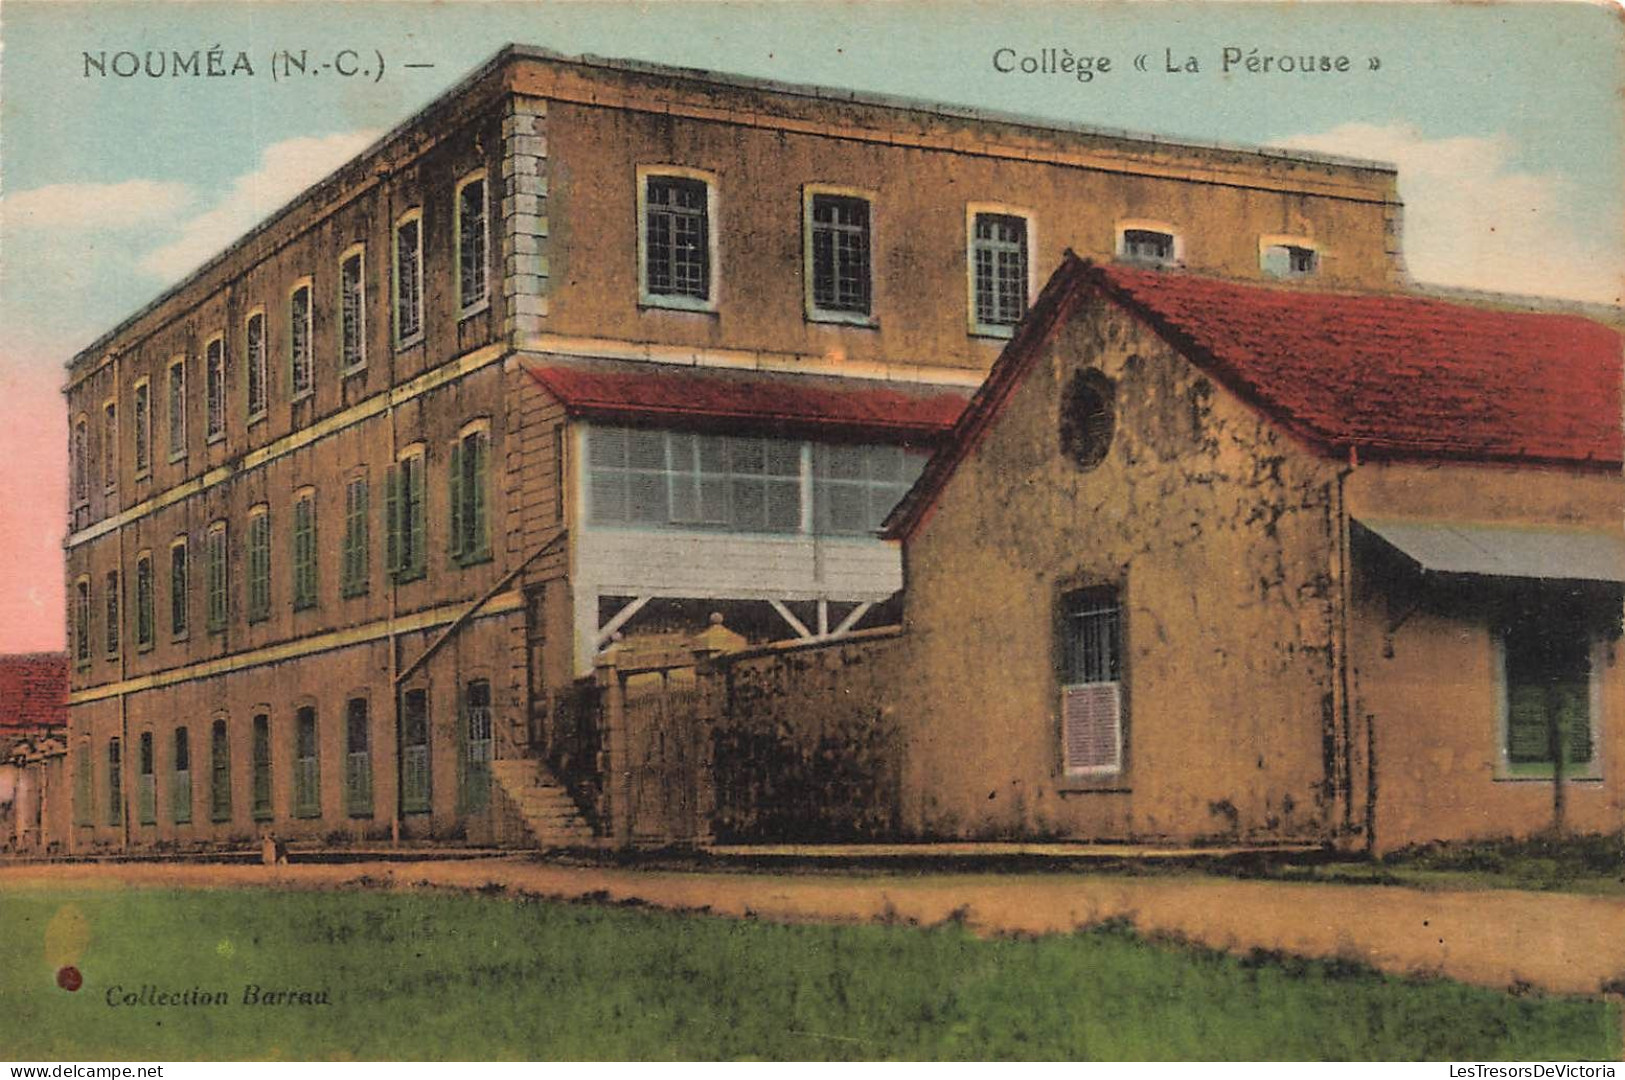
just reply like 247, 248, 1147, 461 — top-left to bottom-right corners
247, 506, 271, 623
289, 281, 314, 398
137, 731, 156, 825
807, 192, 872, 317
171, 727, 192, 824
340, 248, 366, 372
456, 174, 489, 313
245, 310, 268, 419
169, 538, 189, 637
102, 401, 118, 491
292, 489, 318, 610
252, 713, 273, 820
462, 680, 492, 813
394, 212, 423, 345
72, 417, 88, 505
106, 737, 122, 826
345, 697, 372, 818
449, 424, 490, 565
642, 173, 712, 305
74, 744, 94, 826
167, 358, 187, 461
1059, 587, 1124, 777
342, 475, 370, 597
74, 577, 90, 666
136, 553, 153, 648
971, 211, 1030, 332
133, 379, 151, 476
205, 335, 226, 441
104, 570, 120, 658
206, 522, 228, 631
387, 449, 427, 583
401, 688, 431, 814
294, 706, 320, 818
210, 718, 232, 822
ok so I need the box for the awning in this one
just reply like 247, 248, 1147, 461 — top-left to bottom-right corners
1356, 517, 1625, 583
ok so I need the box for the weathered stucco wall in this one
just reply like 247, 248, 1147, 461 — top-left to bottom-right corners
710, 632, 905, 842
1347, 463, 1624, 851
900, 296, 1346, 843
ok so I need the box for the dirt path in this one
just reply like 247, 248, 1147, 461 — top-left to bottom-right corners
5, 856, 1624, 996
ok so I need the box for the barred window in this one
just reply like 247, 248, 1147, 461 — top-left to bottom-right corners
167, 359, 187, 460
395, 213, 423, 344
102, 401, 118, 491
1059, 587, 1124, 777
210, 718, 232, 822
135, 554, 154, 648
171, 727, 192, 825
137, 731, 155, 826
462, 680, 492, 813
289, 282, 314, 398
644, 175, 710, 301
104, 570, 120, 657
251, 713, 273, 821
169, 539, 189, 637
106, 737, 123, 827
72, 417, 88, 505
340, 249, 366, 372
74, 577, 90, 665
246, 310, 268, 419
809, 193, 872, 316
972, 213, 1029, 329
205, 335, 226, 441
457, 175, 489, 312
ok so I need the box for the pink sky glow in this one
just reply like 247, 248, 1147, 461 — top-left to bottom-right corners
0, 361, 68, 652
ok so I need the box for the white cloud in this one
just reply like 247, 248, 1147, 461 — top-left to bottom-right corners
138, 129, 381, 282
1, 180, 192, 230
1271, 122, 1623, 306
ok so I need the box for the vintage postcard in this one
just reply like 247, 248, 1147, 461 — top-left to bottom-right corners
1, 0, 1622, 1063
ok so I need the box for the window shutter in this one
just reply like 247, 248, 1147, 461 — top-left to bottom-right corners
1062, 682, 1121, 774
385, 464, 401, 576
409, 458, 427, 576
448, 441, 465, 560
471, 434, 488, 557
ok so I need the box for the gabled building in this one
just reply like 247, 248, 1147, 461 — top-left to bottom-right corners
884, 255, 1623, 851
61, 46, 1404, 851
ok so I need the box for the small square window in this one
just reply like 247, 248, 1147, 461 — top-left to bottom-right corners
1263, 243, 1319, 278
1120, 229, 1176, 265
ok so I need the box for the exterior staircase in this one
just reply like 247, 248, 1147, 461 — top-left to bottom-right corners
490, 759, 597, 849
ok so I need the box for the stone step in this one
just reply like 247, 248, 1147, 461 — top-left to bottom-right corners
490, 756, 595, 848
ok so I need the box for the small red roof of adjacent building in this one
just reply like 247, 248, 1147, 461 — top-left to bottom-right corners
888, 255, 1623, 539
525, 360, 968, 441
0, 653, 68, 731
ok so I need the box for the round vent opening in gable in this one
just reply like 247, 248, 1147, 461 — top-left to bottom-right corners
1060, 369, 1117, 471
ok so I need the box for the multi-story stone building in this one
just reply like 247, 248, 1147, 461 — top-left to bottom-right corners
62, 45, 1402, 851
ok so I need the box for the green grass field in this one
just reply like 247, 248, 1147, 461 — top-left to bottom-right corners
1, 884, 1618, 1060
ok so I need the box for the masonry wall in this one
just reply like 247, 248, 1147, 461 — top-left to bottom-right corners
1346, 462, 1625, 851
899, 297, 1346, 843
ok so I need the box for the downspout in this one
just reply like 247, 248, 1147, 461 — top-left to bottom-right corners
115, 351, 132, 854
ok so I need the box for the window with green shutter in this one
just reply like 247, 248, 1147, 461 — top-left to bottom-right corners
401, 688, 431, 814
450, 426, 490, 566
345, 697, 372, 818
170, 540, 189, 638
251, 713, 273, 821
106, 738, 122, 827
210, 719, 232, 822
137, 732, 156, 825
292, 491, 318, 610
206, 523, 228, 632
171, 727, 192, 824
135, 554, 154, 648
74, 744, 94, 826
342, 476, 370, 597
388, 451, 427, 583
1502, 613, 1595, 776
247, 507, 271, 622
294, 706, 320, 818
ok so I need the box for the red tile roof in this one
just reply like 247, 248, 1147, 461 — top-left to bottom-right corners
0, 653, 68, 731
888, 255, 1623, 540
525, 361, 968, 441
